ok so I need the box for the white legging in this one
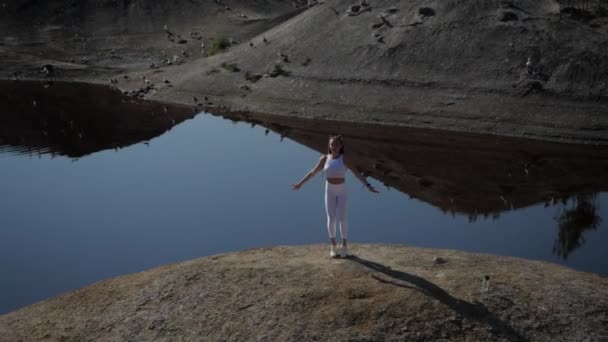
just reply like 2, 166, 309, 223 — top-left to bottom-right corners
325, 182, 348, 239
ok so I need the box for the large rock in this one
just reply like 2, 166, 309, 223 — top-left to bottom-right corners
1, 244, 607, 341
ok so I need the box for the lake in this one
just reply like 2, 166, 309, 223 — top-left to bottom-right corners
1, 81, 606, 314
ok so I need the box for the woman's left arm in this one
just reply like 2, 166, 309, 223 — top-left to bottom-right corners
344, 155, 379, 193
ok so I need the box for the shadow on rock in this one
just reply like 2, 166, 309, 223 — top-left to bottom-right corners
348, 256, 528, 342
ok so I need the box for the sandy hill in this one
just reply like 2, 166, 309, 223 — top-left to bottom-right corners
146, 0, 608, 143
2, 0, 608, 142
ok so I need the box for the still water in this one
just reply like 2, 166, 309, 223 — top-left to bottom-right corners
1, 81, 607, 314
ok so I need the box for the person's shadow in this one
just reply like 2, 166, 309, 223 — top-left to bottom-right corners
347, 256, 527, 341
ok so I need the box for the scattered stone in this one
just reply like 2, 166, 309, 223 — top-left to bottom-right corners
347, 5, 361, 15
499, 11, 518, 22
419, 7, 435, 17
163, 79, 171, 84
41, 64, 54, 75
301, 57, 312, 66
278, 52, 290, 63
379, 14, 392, 27
433, 257, 446, 264
521, 80, 543, 97
525, 57, 533, 74
245, 72, 263, 83
177, 39, 188, 44
221, 62, 241, 72
269, 64, 290, 77
387, 7, 398, 14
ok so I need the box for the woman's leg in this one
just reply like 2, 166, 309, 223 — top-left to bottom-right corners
325, 183, 337, 244
335, 186, 348, 246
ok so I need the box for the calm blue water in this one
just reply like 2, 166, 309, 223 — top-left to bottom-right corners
1, 112, 607, 314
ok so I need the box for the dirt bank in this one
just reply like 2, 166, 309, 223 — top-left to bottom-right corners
1, 244, 607, 341
1, 0, 608, 144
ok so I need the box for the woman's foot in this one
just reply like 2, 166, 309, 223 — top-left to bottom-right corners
340, 245, 349, 257
330, 245, 338, 258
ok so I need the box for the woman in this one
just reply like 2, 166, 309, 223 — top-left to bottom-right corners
292, 135, 379, 258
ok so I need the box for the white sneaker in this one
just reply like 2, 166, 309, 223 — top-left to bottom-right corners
330, 245, 338, 258
340, 246, 349, 258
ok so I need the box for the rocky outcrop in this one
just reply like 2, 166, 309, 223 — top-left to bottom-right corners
1, 244, 607, 341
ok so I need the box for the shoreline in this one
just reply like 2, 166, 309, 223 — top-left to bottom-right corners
5, 76, 608, 146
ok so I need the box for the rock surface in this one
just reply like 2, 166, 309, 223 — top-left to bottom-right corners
1, 244, 607, 341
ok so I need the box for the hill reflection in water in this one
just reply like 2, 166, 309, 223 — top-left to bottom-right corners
0, 80, 195, 158
212, 110, 607, 259
0, 80, 605, 262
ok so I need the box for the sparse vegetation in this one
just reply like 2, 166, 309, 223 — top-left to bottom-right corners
221, 62, 240, 72
269, 64, 290, 77
208, 36, 231, 56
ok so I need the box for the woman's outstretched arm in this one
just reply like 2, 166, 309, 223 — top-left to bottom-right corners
344, 156, 379, 193
292, 155, 327, 190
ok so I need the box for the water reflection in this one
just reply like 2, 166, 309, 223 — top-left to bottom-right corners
553, 193, 602, 260
211, 110, 608, 258
0, 80, 195, 158
0, 80, 605, 262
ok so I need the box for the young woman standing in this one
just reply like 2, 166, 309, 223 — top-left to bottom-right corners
292, 135, 379, 258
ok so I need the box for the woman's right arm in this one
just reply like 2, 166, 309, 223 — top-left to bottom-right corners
292, 155, 327, 190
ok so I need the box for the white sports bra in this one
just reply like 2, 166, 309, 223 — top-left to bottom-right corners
324, 154, 347, 178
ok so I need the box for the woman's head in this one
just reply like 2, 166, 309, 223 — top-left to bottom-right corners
328, 135, 344, 155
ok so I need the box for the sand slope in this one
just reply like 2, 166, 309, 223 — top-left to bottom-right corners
1, 0, 608, 142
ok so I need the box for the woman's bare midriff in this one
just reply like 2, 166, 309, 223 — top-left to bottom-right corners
326, 177, 345, 184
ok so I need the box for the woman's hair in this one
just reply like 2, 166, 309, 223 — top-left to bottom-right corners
328, 134, 345, 155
